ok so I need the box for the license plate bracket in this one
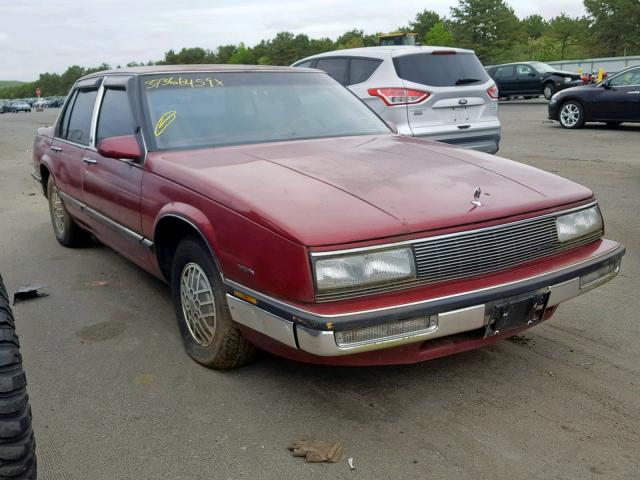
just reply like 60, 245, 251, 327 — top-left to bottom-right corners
484, 292, 549, 338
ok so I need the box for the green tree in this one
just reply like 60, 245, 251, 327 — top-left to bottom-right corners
522, 14, 549, 39
409, 10, 442, 39
450, 0, 523, 63
228, 43, 256, 64
424, 22, 455, 46
585, 0, 640, 56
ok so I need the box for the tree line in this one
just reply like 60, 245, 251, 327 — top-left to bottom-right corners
2, 0, 638, 99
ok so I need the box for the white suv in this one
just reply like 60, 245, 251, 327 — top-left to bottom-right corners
293, 46, 501, 153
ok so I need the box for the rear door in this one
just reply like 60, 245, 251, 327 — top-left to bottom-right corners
393, 51, 495, 134
494, 65, 517, 95
81, 77, 145, 263
50, 81, 100, 223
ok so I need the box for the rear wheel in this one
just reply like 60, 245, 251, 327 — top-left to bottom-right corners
170, 237, 256, 369
47, 176, 90, 247
543, 83, 555, 100
0, 275, 37, 479
559, 101, 585, 129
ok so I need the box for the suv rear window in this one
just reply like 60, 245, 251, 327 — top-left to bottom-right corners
393, 53, 489, 87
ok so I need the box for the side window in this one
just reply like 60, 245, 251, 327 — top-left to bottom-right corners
349, 58, 382, 85
294, 60, 313, 68
516, 64, 534, 77
315, 58, 349, 85
56, 90, 77, 139
609, 68, 640, 87
96, 89, 135, 143
496, 66, 515, 79
65, 89, 98, 145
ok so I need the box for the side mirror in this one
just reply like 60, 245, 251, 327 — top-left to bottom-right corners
386, 121, 398, 134
97, 135, 141, 161
601, 79, 611, 89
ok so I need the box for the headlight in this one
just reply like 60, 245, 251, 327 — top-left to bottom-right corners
556, 206, 603, 242
564, 77, 573, 83
314, 248, 416, 292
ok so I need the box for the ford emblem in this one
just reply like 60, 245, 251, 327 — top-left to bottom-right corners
458, 98, 468, 105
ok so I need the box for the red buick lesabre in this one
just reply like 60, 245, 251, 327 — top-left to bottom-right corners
32, 65, 625, 368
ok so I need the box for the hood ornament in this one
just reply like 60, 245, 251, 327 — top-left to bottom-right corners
471, 186, 483, 207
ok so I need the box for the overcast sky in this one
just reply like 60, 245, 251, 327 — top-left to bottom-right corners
1, 0, 585, 81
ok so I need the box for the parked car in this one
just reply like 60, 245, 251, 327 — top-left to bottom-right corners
0, 100, 10, 113
32, 65, 624, 369
292, 46, 501, 154
548, 65, 640, 128
486, 61, 582, 100
0, 274, 38, 478
8, 101, 31, 113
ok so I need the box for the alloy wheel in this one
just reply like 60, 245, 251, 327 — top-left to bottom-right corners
180, 262, 217, 346
560, 103, 580, 127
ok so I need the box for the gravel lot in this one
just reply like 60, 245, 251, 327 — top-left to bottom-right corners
0, 104, 638, 479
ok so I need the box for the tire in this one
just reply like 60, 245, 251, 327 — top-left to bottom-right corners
0, 275, 37, 479
543, 83, 555, 100
558, 101, 585, 129
46, 176, 90, 247
170, 237, 256, 369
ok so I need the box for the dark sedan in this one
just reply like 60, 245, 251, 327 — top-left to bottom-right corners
548, 65, 640, 129
8, 101, 31, 113
487, 61, 581, 100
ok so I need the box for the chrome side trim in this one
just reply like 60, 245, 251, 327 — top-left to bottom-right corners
226, 295, 297, 349
310, 201, 598, 257
57, 190, 153, 249
89, 83, 106, 148
225, 243, 619, 320
30, 170, 42, 183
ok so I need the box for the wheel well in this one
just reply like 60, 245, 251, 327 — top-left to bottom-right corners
39, 164, 50, 197
154, 216, 213, 283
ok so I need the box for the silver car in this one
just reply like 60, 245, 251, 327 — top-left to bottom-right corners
293, 46, 501, 153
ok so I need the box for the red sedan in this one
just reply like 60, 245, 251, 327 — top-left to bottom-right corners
31, 65, 624, 368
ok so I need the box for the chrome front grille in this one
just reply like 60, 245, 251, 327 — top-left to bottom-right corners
315, 210, 602, 302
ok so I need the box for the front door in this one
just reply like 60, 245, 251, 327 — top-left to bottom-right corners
515, 64, 541, 94
82, 84, 146, 264
593, 67, 640, 121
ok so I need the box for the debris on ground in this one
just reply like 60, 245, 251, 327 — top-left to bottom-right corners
288, 439, 343, 463
347, 457, 355, 470
85, 280, 110, 288
13, 284, 49, 304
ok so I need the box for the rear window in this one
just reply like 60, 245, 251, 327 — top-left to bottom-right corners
393, 52, 490, 87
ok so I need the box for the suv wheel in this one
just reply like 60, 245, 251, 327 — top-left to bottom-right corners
47, 177, 91, 247
543, 83, 555, 100
0, 275, 37, 479
559, 101, 585, 129
171, 237, 256, 369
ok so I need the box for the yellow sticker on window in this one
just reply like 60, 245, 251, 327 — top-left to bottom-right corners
154, 111, 176, 136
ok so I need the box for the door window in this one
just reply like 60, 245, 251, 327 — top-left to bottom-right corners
348, 58, 382, 85
56, 90, 78, 139
516, 64, 535, 77
96, 89, 136, 143
495, 65, 515, 79
609, 68, 640, 87
294, 60, 313, 68
315, 58, 349, 85
65, 89, 98, 145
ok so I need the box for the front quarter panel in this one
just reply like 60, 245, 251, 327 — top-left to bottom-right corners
141, 168, 315, 303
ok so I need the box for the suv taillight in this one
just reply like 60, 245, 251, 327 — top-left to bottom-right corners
368, 88, 430, 106
487, 84, 499, 100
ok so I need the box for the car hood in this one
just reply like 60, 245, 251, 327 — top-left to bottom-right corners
147, 135, 593, 246
551, 70, 581, 78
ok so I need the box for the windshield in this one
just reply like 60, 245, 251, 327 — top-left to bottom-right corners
393, 52, 489, 87
529, 62, 556, 73
141, 72, 390, 150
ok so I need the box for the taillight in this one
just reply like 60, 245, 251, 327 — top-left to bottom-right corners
487, 84, 499, 100
368, 88, 430, 106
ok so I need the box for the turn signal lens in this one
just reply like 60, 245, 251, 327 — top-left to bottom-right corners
368, 88, 430, 106
335, 316, 438, 347
487, 84, 499, 99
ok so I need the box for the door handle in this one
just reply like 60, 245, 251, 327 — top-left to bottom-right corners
82, 157, 98, 164
50, 146, 63, 152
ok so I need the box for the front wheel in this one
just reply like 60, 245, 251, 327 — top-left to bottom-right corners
171, 237, 256, 369
543, 83, 555, 100
559, 101, 585, 129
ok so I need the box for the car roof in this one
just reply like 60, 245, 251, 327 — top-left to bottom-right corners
79, 64, 318, 81
294, 45, 475, 63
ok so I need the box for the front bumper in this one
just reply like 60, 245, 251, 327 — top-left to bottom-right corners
226, 242, 624, 362
548, 99, 560, 120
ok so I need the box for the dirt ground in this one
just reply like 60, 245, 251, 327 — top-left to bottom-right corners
0, 104, 638, 479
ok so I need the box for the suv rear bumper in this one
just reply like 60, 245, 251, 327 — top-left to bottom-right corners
225, 242, 624, 365
410, 121, 501, 154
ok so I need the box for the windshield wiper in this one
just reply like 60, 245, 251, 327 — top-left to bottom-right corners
455, 78, 481, 85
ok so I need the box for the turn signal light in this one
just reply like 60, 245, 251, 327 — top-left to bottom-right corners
368, 88, 430, 106
487, 84, 499, 100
